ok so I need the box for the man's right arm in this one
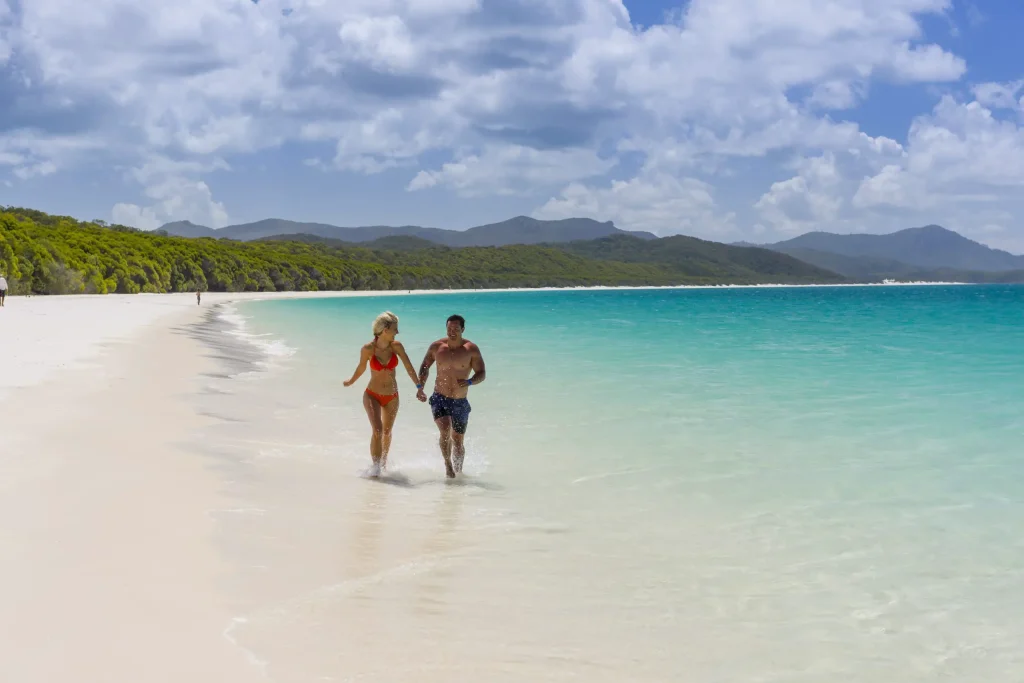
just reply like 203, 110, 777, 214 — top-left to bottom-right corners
417, 341, 440, 399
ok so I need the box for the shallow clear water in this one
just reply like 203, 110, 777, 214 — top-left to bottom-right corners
199, 286, 1024, 682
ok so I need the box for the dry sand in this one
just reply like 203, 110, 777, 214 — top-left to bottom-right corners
0, 293, 268, 681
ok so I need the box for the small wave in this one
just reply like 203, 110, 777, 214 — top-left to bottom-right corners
206, 507, 268, 518
233, 551, 460, 629
478, 519, 571, 534
571, 464, 667, 485
385, 448, 491, 478
217, 304, 297, 367
222, 617, 269, 675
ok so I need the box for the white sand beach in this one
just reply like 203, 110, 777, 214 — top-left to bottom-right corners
0, 291, 382, 400
0, 293, 263, 682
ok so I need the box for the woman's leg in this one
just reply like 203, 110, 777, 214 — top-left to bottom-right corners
362, 391, 384, 470
380, 396, 400, 470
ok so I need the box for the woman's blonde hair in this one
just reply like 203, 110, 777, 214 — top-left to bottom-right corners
372, 311, 399, 337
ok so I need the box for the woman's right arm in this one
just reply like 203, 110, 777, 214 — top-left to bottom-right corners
343, 346, 371, 387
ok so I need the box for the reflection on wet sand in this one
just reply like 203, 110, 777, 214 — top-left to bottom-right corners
348, 480, 389, 587
413, 485, 465, 617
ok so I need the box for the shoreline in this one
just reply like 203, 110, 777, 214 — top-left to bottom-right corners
3, 278, 979, 304
2, 281, 978, 395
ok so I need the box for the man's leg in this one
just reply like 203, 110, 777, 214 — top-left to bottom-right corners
451, 400, 470, 474
435, 417, 455, 478
451, 433, 465, 474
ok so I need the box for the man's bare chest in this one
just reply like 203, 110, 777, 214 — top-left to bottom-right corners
436, 346, 471, 369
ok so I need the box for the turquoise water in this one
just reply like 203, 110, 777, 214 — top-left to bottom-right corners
211, 285, 1024, 681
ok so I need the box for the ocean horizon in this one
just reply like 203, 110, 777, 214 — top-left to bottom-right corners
191, 284, 1024, 681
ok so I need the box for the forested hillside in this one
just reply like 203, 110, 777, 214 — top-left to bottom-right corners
0, 206, 845, 295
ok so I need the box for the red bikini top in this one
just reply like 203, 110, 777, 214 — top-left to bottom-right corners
370, 342, 399, 372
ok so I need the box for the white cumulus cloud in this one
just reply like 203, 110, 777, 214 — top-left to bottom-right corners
534, 172, 737, 238
0, 0, 1020, 250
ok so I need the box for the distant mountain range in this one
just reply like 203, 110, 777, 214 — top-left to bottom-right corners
159, 215, 657, 246
737, 225, 1024, 282
8, 203, 1022, 292
159, 214, 1024, 284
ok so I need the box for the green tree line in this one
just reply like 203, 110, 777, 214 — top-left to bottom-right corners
0, 208, 676, 295
0, 206, 845, 296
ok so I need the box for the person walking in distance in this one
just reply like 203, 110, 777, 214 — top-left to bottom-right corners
417, 314, 486, 478
0, 274, 7, 307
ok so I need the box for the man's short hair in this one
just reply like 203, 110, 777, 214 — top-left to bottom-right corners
447, 314, 466, 330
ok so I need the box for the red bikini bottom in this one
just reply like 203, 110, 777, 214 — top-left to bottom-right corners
365, 389, 398, 407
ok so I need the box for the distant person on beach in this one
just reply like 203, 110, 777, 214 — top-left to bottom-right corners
196, 289, 202, 305
417, 314, 487, 479
0, 274, 7, 307
343, 311, 424, 477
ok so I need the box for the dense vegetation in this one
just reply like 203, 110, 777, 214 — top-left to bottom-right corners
554, 234, 846, 283
0, 206, 845, 296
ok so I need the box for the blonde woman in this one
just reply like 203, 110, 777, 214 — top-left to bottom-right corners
343, 311, 424, 476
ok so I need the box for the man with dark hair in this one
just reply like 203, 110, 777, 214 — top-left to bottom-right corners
417, 314, 486, 478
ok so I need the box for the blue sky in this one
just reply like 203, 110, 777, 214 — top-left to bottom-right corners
1, 0, 1023, 251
